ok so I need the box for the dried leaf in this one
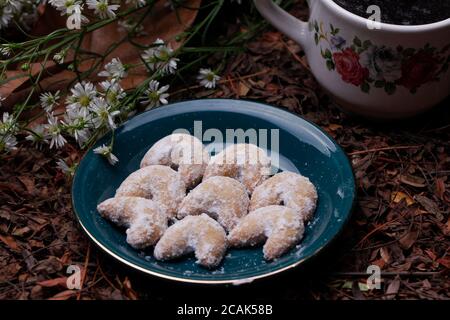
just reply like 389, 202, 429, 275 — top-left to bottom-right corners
380, 247, 391, 264
424, 249, 437, 261
437, 256, 450, 269
12, 226, 32, 237
32, 256, 63, 274
435, 178, 446, 200
38, 277, 68, 288
398, 230, 419, 250
414, 195, 443, 220
391, 191, 414, 206
122, 277, 138, 300
0, 235, 19, 251
400, 175, 426, 188
238, 82, 250, 96
328, 124, 343, 131
48, 290, 77, 300
385, 278, 400, 298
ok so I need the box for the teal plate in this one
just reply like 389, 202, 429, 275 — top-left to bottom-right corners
72, 99, 355, 284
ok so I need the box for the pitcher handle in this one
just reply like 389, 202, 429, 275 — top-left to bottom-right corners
253, 0, 311, 49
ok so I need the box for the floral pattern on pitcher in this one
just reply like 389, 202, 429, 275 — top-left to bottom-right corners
309, 20, 450, 94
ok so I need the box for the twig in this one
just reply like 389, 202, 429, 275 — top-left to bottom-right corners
329, 271, 442, 277
76, 243, 90, 300
170, 69, 272, 95
96, 256, 119, 291
348, 145, 423, 156
280, 38, 310, 71
354, 210, 410, 249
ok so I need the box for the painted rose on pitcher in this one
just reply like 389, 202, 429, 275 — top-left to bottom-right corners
333, 48, 368, 86
398, 50, 439, 90
360, 46, 402, 82
312, 20, 450, 94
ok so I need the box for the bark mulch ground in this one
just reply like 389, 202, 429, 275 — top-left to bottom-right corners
0, 2, 449, 300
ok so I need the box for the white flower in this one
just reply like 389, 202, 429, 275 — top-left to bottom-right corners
98, 58, 127, 80
87, 0, 119, 19
0, 112, 17, 135
125, 0, 146, 8
49, 0, 80, 15
141, 39, 179, 75
56, 159, 76, 175
0, 5, 13, 30
0, 44, 11, 56
53, 49, 67, 64
141, 80, 169, 110
1, 111, 21, 151
100, 80, 126, 105
49, 1, 88, 29
94, 144, 119, 165
62, 108, 93, 145
90, 97, 120, 129
66, 81, 97, 116
0, 133, 17, 151
40, 91, 61, 113
197, 68, 221, 89
45, 113, 66, 149
25, 124, 48, 148
66, 4, 88, 30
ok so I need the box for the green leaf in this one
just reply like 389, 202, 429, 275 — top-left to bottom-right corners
374, 80, 385, 88
384, 82, 396, 95
314, 21, 319, 32
363, 40, 372, 49
314, 33, 319, 45
326, 60, 335, 70
324, 49, 332, 59
353, 36, 362, 47
361, 82, 370, 93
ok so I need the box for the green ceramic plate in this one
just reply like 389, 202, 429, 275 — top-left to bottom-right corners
72, 99, 355, 284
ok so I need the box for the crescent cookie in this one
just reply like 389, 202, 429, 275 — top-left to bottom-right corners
140, 133, 210, 189
250, 171, 318, 222
178, 176, 249, 232
97, 197, 167, 249
228, 205, 304, 260
203, 143, 271, 193
154, 214, 227, 268
115, 165, 186, 219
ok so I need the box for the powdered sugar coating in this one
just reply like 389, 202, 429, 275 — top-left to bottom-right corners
140, 134, 210, 189
154, 214, 227, 268
250, 171, 318, 222
115, 165, 186, 219
178, 176, 249, 232
228, 205, 304, 260
203, 143, 271, 193
97, 197, 168, 249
